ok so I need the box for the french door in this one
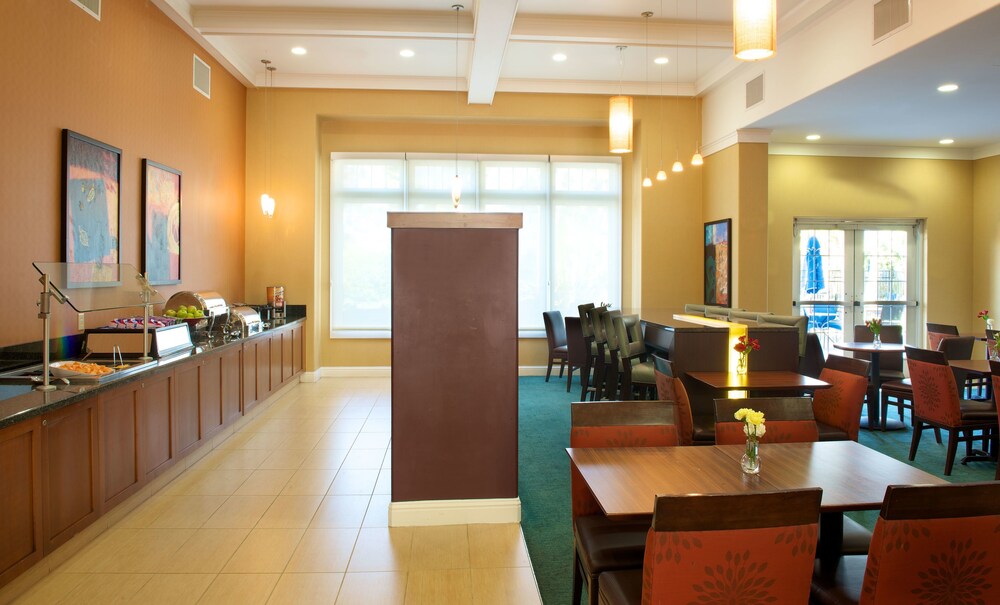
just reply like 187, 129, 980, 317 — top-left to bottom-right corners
793, 221, 921, 354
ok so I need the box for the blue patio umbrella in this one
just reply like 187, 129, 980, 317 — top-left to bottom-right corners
805, 236, 825, 295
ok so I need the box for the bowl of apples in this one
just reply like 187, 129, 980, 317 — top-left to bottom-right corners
164, 305, 208, 332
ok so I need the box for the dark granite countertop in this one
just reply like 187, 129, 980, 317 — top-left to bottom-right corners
0, 313, 306, 429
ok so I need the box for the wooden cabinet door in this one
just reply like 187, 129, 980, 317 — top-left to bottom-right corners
221, 346, 242, 424
0, 418, 42, 588
41, 398, 99, 553
98, 384, 142, 510
140, 372, 175, 480
292, 324, 304, 375
199, 354, 224, 440
281, 327, 293, 382
256, 336, 271, 402
242, 340, 258, 413
173, 363, 202, 457
270, 331, 283, 389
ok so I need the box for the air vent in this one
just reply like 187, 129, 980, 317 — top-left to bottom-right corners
746, 74, 764, 108
71, 0, 100, 20
193, 55, 211, 99
873, 0, 911, 42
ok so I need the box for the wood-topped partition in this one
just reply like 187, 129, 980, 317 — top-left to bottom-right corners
388, 212, 522, 526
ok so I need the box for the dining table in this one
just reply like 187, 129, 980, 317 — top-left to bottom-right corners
686, 370, 830, 394
566, 440, 947, 562
832, 341, 907, 431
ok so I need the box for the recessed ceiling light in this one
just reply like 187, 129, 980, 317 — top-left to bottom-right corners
552, 53, 567, 62
654, 56, 669, 65
937, 83, 959, 92
291, 47, 307, 56
939, 138, 955, 145
806, 134, 821, 141
399, 49, 415, 58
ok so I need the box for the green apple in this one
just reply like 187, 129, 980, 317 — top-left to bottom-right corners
165, 309, 176, 317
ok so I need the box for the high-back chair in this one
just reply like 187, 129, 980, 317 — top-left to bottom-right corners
905, 345, 998, 475
852, 324, 904, 380
577, 303, 597, 400
598, 489, 823, 605
565, 316, 587, 393
800, 332, 827, 378
926, 321, 959, 352
586, 305, 611, 400
569, 401, 678, 605
811, 482, 1000, 605
652, 355, 694, 446
542, 310, 568, 382
614, 314, 656, 400
714, 397, 820, 444
600, 309, 624, 400
812, 355, 871, 441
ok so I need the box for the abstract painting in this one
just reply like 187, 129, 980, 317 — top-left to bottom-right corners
704, 218, 731, 307
142, 160, 182, 285
62, 129, 121, 268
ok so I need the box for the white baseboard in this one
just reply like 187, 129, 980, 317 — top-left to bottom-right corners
315, 365, 552, 378
388, 497, 521, 527
518, 365, 548, 376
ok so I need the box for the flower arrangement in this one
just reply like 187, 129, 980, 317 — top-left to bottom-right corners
733, 335, 760, 375
735, 407, 766, 474
865, 318, 882, 336
978, 309, 990, 322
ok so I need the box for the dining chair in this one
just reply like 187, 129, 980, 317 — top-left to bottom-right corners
925, 321, 959, 352
812, 354, 870, 442
597, 489, 823, 605
714, 397, 820, 444
799, 332, 827, 378
569, 400, 678, 605
565, 316, 587, 393
577, 303, 596, 400
542, 310, 568, 382
905, 345, 998, 476
614, 314, 656, 400
600, 309, 624, 399
810, 482, 1000, 605
586, 306, 612, 400
852, 324, 904, 408
652, 355, 694, 446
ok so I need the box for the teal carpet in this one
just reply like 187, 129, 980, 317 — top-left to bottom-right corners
517, 376, 997, 605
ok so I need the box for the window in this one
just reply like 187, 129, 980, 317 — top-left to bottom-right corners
330, 153, 622, 337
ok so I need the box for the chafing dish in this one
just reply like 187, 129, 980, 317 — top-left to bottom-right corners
164, 291, 229, 335
227, 305, 263, 338
84, 322, 193, 358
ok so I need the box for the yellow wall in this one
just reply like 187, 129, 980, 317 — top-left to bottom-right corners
246, 88, 700, 369
973, 154, 1000, 319
768, 154, 975, 334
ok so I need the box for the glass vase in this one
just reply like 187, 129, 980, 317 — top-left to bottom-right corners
736, 354, 748, 376
872, 333, 881, 348
741, 438, 760, 474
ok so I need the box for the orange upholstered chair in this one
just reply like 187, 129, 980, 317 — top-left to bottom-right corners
714, 397, 820, 445
651, 356, 694, 446
811, 482, 1000, 605
812, 355, 871, 441
598, 489, 823, 605
905, 346, 998, 476
570, 401, 678, 605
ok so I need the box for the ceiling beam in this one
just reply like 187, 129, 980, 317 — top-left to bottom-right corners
467, 0, 519, 105
191, 7, 474, 38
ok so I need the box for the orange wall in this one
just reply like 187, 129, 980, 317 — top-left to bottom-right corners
0, 0, 246, 348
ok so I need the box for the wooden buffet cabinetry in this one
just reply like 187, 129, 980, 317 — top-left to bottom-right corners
0, 319, 305, 590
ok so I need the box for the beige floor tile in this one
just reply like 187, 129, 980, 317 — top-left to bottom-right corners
278, 431, 324, 450
234, 469, 295, 496
116, 496, 175, 529
300, 448, 350, 470
222, 528, 305, 573
241, 432, 292, 450
362, 494, 390, 528
405, 569, 473, 605
129, 573, 216, 604
281, 468, 338, 496
337, 406, 374, 420
258, 449, 310, 470
353, 432, 391, 449
470, 567, 542, 605
257, 495, 324, 529
347, 527, 413, 572
328, 418, 365, 433
70, 528, 194, 573
315, 433, 359, 450
198, 573, 279, 605
329, 469, 379, 495
335, 571, 407, 605
58, 528, 137, 573
383, 448, 392, 468
341, 448, 387, 470
164, 528, 251, 573
267, 573, 344, 604
12, 572, 86, 604
285, 528, 360, 573
214, 431, 257, 451
468, 524, 532, 568
310, 495, 372, 529
56, 573, 152, 604
374, 468, 391, 495
251, 418, 308, 434
409, 525, 471, 571
165, 469, 254, 496
203, 495, 277, 528
213, 448, 274, 470
147, 495, 229, 529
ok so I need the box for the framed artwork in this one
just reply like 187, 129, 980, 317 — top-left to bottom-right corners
62, 129, 121, 267
704, 218, 732, 307
142, 159, 182, 285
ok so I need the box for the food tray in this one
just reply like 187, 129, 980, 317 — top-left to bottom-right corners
49, 360, 154, 383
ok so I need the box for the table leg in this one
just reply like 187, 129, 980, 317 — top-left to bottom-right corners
817, 512, 844, 562
860, 351, 905, 431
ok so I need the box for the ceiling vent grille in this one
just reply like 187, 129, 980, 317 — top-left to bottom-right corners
71, 0, 100, 20
873, 0, 911, 43
193, 55, 211, 99
746, 74, 764, 108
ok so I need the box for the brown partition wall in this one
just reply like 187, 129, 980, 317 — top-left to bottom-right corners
389, 213, 522, 502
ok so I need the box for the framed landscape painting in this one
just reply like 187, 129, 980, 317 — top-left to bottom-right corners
704, 218, 731, 307
62, 129, 121, 268
142, 159, 182, 285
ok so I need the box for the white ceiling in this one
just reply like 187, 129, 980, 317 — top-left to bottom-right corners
157, 0, 1000, 153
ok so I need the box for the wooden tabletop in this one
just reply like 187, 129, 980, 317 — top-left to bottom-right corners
686, 370, 831, 391
950, 359, 993, 374
566, 441, 947, 518
833, 341, 906, 354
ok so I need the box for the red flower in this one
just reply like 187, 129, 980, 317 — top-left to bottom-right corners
978, 309, 990, 320
734, 335, 761, 354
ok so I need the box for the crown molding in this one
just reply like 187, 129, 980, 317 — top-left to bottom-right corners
702, 128, 772, 157
768, 143, 975, 160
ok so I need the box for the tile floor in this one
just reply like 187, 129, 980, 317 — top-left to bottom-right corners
14, 377, 541, 605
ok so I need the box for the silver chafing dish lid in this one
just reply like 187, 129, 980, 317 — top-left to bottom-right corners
165, 291, 228, 316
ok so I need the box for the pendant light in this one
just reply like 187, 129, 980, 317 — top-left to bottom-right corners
260, 59, 276, 218
655, 2, 667, 182
451, 4, 463, 208
733, 0, 776, 61
671, 10, 683, 175
690, 2, 704, 167
641, 11, 653, 188
608, 46, 633, 154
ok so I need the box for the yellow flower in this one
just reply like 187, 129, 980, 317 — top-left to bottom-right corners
734, 408, 751, 421
747, 411, 766, 426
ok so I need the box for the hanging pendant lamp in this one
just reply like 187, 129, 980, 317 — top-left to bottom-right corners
451, 4, 464, 208
260, 59, 276, 218
733, 0, 776, 61
609, 46, 633, 154
641, 12, 653, 186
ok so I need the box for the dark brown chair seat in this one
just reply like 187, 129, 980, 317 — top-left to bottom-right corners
816, 421, 850, 441
574, 516, 649, 591
594, 569, 642, 605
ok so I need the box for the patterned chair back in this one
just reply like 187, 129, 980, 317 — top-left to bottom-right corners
652, 356, 694, 446
905, 346, 962, 426
812, 355, 870, 441
714, 397, 819, 445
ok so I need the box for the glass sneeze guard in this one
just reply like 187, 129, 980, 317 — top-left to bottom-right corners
32, 262, 165, 312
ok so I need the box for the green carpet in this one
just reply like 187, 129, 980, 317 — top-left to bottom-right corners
517, 376, 997, 604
